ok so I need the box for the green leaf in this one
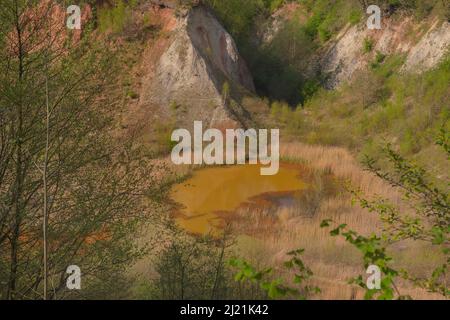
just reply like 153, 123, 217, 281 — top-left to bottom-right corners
320, 219, 332, 228
431, 227, 445, 245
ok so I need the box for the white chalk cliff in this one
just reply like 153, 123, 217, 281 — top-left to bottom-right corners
142, 3, 255, 130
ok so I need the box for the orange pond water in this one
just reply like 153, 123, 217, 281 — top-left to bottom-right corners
170, 164, 306, 234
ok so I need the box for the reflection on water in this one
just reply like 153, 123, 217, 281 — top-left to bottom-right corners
170, 164, 306, 234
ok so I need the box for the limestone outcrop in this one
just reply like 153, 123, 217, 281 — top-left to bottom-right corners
141, 4, 255, 130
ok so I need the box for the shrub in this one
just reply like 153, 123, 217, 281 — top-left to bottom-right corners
363, 37, 374, 54
98, 0, 132, 34
349, 9, 362, 25
322, 135, 450, 299
126, 89, 139, 100
400, 129, 421, 154
203, 0, 266, 43
270, 101, 282, 120
370, 51, 387, 69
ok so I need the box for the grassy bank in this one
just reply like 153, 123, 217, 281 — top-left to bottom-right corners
268, 55, 449, 182
231, 142, 446, 299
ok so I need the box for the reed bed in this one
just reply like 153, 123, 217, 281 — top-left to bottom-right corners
232, 142, 445, 300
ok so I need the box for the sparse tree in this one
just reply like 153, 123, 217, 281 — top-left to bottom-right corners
0, 0, 162, 299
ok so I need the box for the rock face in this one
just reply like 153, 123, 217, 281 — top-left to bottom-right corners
402, 21, 450, 73
319, 24, 369, 89
142, 5, 255, 130
319, 18, 450, 88
261, 4, 449, 89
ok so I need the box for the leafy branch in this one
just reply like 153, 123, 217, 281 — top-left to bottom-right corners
321, 131, 449, 299
229, 249, 320, 300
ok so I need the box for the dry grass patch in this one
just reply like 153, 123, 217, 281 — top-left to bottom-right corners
233, 142, 445, 300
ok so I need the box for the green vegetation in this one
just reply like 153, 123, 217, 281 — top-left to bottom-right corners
0, 0, 163, 299
205, 0, 447, 105
203, 0, 269, 43
363, 37, 374, 54
98, 0, 137, 33
204, 0, 366, 105
2, 0, 447, 301
127, 89, 140, 99
154, 122, 178, 154
370, 51, 387, 69
135, 227, 267, 300
277, 55, 449, 176
369, 0, 448, 20
321, 133, 449, 299
122, 0, 449, 301
147, 231, 234, 299
301, 0, 363, 43
230, 249, 320, 299
246, 19, 315, 105
232, 134, 449, 300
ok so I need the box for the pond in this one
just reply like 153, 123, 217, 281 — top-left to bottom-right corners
170, 164, 306, 234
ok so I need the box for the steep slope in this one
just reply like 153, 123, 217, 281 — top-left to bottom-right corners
320, 18, 450, 88
258, 4, 450, 89
139, 2, 255, 131
246, 3, 448, 175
